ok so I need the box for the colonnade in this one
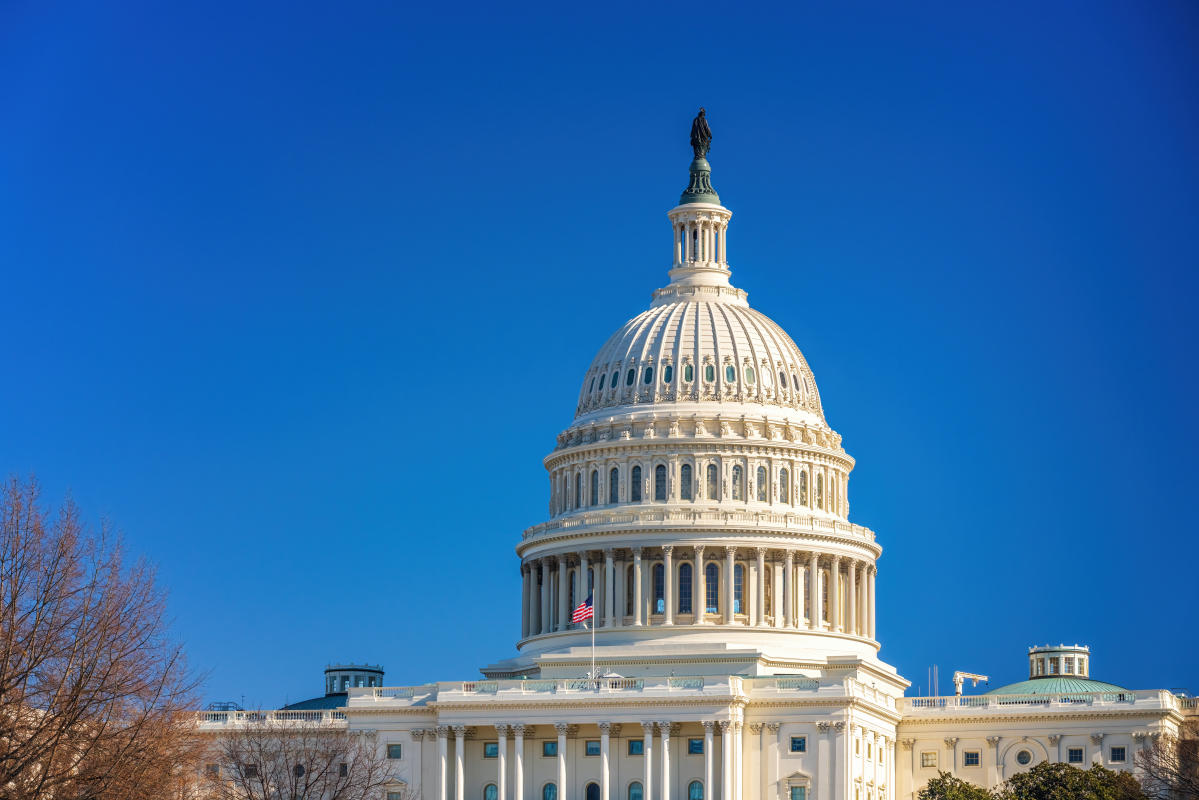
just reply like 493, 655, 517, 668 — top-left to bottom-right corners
520, 546, 876, 642
674, 218, 726, 266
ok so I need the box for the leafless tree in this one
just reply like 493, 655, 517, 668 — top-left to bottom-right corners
202, 718, 403, 800
1137, 720, 1199, 800
0, 476, 202, 799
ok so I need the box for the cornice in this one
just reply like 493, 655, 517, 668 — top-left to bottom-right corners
896, 708, 1178, 727
517, 526, 881, 560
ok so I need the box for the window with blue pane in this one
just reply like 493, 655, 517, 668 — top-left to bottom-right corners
585, 741, 601, 756
609, 467, 619, 504
705, 563, 719, 613
734, 564, 744, 614
628, 740, 644, 756
790, 737, 806, 753
688, 781, 704, 800
543, 784, 557, 800
485, 785, 498, 800
628, 782, 643, 800
483, 742, 498, 758
542, 741, 557, 757
687, 738, 703, 755
654, 465, 667, 501
678, 563, 692, 614
789, 788, 806, 800
590, 470, 599, 506
586, 784, 600, 800
626, 369, 635, 386
631, 466, 642, 502
653, 563, 665, 613
664, 365, 673, 383
680, 464, 693, 500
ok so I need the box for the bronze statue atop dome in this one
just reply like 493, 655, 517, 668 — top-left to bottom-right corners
690, 108, 712, 158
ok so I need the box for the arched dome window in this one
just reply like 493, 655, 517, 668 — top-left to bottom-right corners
800, 471, 808, 506
631, 466, 642, 502
653, 563, 664, 614
745, 366, 755, 384
643, 367, 653, 384
625, 368, 636, 386
654, 465, 666, 501
689, 780, 704, 800
609, 467, 619, 504
598, 373, 606, 391
706, 464, 719, 500
792, 374, 800, 390
625, 566, 635, 615
485, 785, 498, 800
590, 470, 599, 506
779, 370, 787, 388
610, 370, 618, 389
586, 783, 600, 800
574, 473, 581, 510
734, 564, 744, 614
543, 784, 557, 800
725, 365, 736, 383
629, 782, 643, 800
684, 364, 694, 382
756, 466, 767, 502
732, 465, 744, 501
589, 377, 595, 393
780, 468, 790, 504
663, 365, 673, 383
704, 563, 719, 614
680, 464, 693, 501
816, 473, 824, 510
704, 364, 715, 383
678, 563, 692, 614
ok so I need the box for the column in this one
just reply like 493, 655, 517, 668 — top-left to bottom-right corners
643, 722, 655, 800
514, 725, 526, 800
772, 559, 783, 629
558, 557, 569, 632
808, 553, 820, 630
694, 546, 706, 624
521, 565, 530, 638
702, 721, 715, 800
847, 560, 857, 636
867, 566, 876, 639
540, 559, 551, 635
454, 726, 466, 800
872, 732, 880, 793
751, 723, 765, 800
497, 726, 509, 800
633, 548, 644, 626
674, 225, 682, 265
755, 548, 767, 627
830, 555, 841, 633
663, 546, 675, 625
766, 724, 781, 800
724, 546, 735, 624
605, 550, 616, 627
555, 724, 568, 800
437, 726, 449, 800
944, 737, 959, 772
600, 722, 612, 800
782, 551, 793, 628
660, 722, 672, 800
733, 723, 743, 800
720, 722, 733, 800
580, 551, 590, 608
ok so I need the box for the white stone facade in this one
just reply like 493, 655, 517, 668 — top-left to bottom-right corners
197, 145, 1193, 800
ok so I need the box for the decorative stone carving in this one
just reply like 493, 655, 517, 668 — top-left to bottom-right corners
511, 724, 528, 736
986, 736, 1001, 746
766, 723, 781, 734
900, 739, 915, 751
1048, 734, 1063, 745
944, 737, 958, 749
1091, 733, 1105, 746
410, 729, 426, 740
436, 725, 451, 738
749, 723, 764, 734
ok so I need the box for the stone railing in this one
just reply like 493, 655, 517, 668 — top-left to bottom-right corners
523, 508, 875, 544
196, 709, 347, 729
899, 689, 1174, 715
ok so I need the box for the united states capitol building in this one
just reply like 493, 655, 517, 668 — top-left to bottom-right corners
199, 114, 1193, 800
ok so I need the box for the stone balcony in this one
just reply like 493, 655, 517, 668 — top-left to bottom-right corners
897, 689, 1182, 718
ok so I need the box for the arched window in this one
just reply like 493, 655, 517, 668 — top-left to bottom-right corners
589, 377, 595, 393
586, 784, 600, 800
734, 564, 744, 614
684, 364, 694, 382
653, 563, 665, 614
568, 569, 576, 612
688, 781, 704, 800
663, 365, 673, 383
779, 370, 787, 388
756, 466, 767, 502
816, 473, 824, 510
706, 464, 719, 500
705, 563, 719, 613
692, 228, 698, 259
543, 784, 557, 800
626, 565, 635, 615
598, 373, 606, 391
485, 786, 498, 800
780, 469, 790, 504
680, 464, 693, 501
574, 473, 581, 509
610, 371, 618, 389
626, 368, 636, 386
800, 471, 808, 505
629, 782, 644, 800
631, 466, 642, 502
643, 367, 653, 385
725, 365, 736, 383
678, 563, 692, 614
590, 470, 599, 506
732, 465, 744, 501
704, 364, 715, 382
609, 467, 619, 504
746, 366, 755, 384
654, 465, 667, 501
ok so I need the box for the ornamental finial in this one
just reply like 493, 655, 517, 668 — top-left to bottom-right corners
680, 108, 720, 205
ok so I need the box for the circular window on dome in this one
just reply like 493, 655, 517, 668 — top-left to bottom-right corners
643, 367, 653, 384
1016, 750, 1032, 766
745, 366, 755, 384
663, 365, 673, 383
704, 365, 715, 382
684, 364, 693, 382
725, 365, 736, 382
626, 369, 635, 386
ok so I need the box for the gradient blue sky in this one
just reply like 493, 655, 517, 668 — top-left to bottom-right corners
2, 0, 1196, 707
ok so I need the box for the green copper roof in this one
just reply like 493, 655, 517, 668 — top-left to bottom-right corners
984, 676, 1130, 696
680, 156, 720, 205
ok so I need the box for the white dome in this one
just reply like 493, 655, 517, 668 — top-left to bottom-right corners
575, 296, 825, 422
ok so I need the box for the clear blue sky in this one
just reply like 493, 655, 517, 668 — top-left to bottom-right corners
2, 0, 1196, 707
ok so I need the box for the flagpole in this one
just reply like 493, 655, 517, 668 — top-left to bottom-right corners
590, 614, 596, 681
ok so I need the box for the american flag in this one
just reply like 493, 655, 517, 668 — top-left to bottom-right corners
571, 594, 594, 624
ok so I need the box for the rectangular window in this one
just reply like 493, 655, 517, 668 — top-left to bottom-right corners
244, 764, 258, 778
389, 793, 404, 800
484, 742, 499, 758
543, 741, 558, 757
628, 739, 644, 756
1049, 659, 1059, 674
921, 752, 937, 768
688, 738, 703, 755
867, 742, 872, 759
963, 751, 980, 767
855, 739, 861, 755
790, 788, 806, 800
1064, 657, 1074, 674
387, 744, 403, 759
790, 736, 806, 753
1110, 746, 1126, 763
1068, 747, 1084, 764
585, 740, 601, 756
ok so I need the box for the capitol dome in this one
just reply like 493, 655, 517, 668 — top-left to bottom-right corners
486, 117, 888, 681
